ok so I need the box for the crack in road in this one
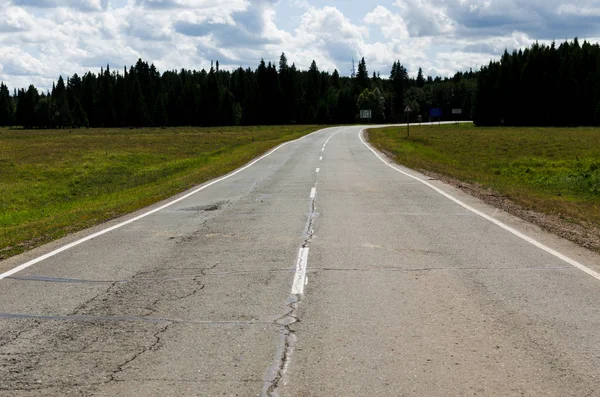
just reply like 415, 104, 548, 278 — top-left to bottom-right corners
302, 198, 317, 249
107, 323, 171, 383
0, 319, 40, 348
72, 280, 120, 315
264, 296, 299, 397
263, 181, 319, 396
1, 134, 337, 396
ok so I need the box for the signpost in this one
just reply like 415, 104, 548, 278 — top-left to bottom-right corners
452, 108, 463, 124
405, 105, 411, 138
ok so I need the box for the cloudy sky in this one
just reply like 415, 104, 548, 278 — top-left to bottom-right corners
1, 0, 599, 91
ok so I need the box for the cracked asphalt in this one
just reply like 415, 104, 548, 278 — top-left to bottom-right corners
1, 126, 600, 396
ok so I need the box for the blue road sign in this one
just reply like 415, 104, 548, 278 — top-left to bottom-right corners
430, 108, 442, 117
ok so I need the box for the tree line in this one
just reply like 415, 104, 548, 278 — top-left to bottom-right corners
474, 38, 600, 126
0, 55, 477, 129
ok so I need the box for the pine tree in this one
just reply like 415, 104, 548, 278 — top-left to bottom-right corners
66, 73, 88, 127
152, 92, 168, 126
306, 60, 320, 109
279, 53, 289, 74
94, 66, 116, 127
204, 66, 222, 126
129, 75, 150, 126
52, 76, 72, 128
416, 68, 425, 88
357, 57, 369, 89
16, 85, 39, 128
0, 83, 14, 126
331, 69, 340, 89
390, 61, 408, 121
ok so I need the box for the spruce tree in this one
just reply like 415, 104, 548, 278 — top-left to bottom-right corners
52, 76, 72, 128
357, 57, 369, 89
416, 68, 425, 88
16, 85, 39, 128
0, 83, 14, 126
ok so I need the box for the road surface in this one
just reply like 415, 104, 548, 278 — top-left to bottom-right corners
1, 125, 600, 396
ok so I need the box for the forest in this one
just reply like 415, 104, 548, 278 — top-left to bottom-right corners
0, 56, 475, 129
475, 38, 600, 126
1, 38, 599, 129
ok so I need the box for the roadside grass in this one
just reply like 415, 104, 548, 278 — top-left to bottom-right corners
0, 125, 322, 260
368, 123, 600, 229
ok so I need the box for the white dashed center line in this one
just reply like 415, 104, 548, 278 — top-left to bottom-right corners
291, 247, 309, 295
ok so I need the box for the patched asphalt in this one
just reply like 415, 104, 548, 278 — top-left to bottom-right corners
1, 125, 600, 396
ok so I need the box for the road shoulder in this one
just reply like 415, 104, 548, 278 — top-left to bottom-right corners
362, 129, 600, 277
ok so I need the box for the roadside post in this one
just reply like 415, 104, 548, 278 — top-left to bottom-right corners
452, 108, 463, 124
405, 105, 411, 138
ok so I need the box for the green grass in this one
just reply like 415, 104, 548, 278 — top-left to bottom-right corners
0, 125, 322, 260
368, 123, 600, 228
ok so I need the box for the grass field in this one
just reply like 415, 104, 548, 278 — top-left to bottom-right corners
0, 125, 322, 260
368, 123, 600, 230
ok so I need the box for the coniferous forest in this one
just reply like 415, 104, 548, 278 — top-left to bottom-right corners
0, 55, 475, 129
0, 39, 599, 129
475, 39, 600, 126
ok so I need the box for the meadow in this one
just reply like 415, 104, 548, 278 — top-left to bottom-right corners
368, 123, 600, 232
0, 125, 321, 260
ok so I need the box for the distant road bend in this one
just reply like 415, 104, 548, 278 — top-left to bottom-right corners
1, 125, 600, 396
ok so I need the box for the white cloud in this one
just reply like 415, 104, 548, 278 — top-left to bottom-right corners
12, 0, 109, 11
364, 5, 409, 40
0, 46, 51, 76
0, 6, 36, 32
0, 0, 599, 90
291, 6, 368, 65
394, 0, 455, 37
558, 4, 600, 17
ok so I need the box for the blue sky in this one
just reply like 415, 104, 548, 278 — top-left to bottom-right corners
1, 0, 600, 91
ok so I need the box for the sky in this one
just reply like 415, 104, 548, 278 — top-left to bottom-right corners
1, 0, 600, 91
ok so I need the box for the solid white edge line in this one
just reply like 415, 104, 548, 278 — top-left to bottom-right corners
291, 247, 309, 295
310, 187, 317, 199
359, 128, 600, 282
0, 127, 332, 281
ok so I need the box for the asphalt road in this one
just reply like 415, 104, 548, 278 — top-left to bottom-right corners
1, 125, 600, 396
